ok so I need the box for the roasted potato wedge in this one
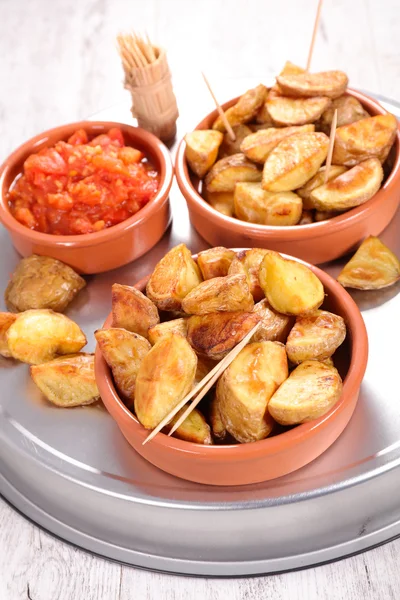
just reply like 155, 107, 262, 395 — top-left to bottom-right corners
259, 253, 324, 315
262, 132, 329, 192
182, 274, 254, 315
205, 153, 261, 193
332, 114, 398, 166
147, 318, 188, 345
286, 310, 346, 364
185, 130, 223, 178
194, 355, 216, 387
268, 360, 342, 425
146, 244, 202, 312
229, 248, 270, 302
203, 190, 234, 216
187, 311, 259, 360
297, 165, 347, 209
309, 158, 384, 211
209, 394, 227, 440
6, 309, 87, 364
219, 124, 253, 158
318, 95, 370, 134
337, 236, 400, 290
216, 341, 288, 443
134, 334, 197, 429
266, 90, 331, 126
112, 283, 159, 339
197, 247, 236, 280
298, 209, 314, 225
95, 328, 151, 405
164, 407, 213, 445
252, 299, 294, 343
0, 312, 18, 357
240, 124, 315, 164
277, 70, 348, 99
254, 102, 275, 126
277, 61, 306, 77
234, 182, 303, 225
212, 84, 268, 132
5, 254, 86, 313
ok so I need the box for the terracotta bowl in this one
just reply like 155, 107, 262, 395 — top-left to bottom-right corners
95, 252, 368, 486
0, 121, 174, 274
175, 90, 400, 264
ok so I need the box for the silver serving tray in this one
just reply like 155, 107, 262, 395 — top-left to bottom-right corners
1, 88, 399, 577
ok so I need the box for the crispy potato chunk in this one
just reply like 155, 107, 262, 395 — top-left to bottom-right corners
146, 244, 202, 311
309, 158, 384, 211
193, 355, 216, 386
182, 274, 254, 315
205, 153, 261, 193
0, 312, 18, 358
268, 361, 342, 425
197, 247, 236, 280
319, 95, 370, 134
337, 236, 400, 290
147, 318, 188, 345
185, 130, 223, 178
112, 283, 159, 339
212, 84, 268, 132
209, 394, 227, 440
266, 90, 331, 126
262, 132, 329, 192
217, 341, 288, 443
219, 125, 253, 158
240, 124, 315, 164
278, 61, 306, 77
6, 309, 86, 364
332, 114, 398, 166
229, 248, 270, 302
234, 182, 302, 225
134, 335, 197, 429
165, 407, 213, 445
259, 253, 324, 315
277, 71, 348, 99
298, 210, 314, 225
187, 311, 259, 360
95, 328, 151, 405
30, 353, 99, 407
5, 255, 86, 313
286, 310, 346, 364
297, 165, 347, 209
252, 299, 294, 343
203, 190, 234, 217
255, 103, 275, 126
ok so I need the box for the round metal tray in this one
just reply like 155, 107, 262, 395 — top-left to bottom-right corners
1, 88, 399, 577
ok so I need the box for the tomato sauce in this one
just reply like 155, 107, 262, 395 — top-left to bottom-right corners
8, 127, 160, 235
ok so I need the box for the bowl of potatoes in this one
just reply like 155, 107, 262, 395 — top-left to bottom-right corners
175, 62, 400, 264
95, 244, 368, 486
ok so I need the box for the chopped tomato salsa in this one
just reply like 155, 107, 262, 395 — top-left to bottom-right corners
8, 127, 160, 235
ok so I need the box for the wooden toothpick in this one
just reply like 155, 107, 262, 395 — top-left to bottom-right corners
306, 0, 324, 71
201, 72, 236, 141
324, 108, 338, 183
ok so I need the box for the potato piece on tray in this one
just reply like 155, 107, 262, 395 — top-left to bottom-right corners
268, 360, 343, 425
30, 353, 99, 407
228, 249, 270, 302
212, 84, 268, 132
185, 130, 223, 178
266, 91, 331, 127
219, 125, 253, 158
203, 190, 234, 217
318, 95, 370, 134
286, 310, 346, 364
182, 274, 254, 314
234, 182, 303, 225
197, 247, 236, 280
297, 165, 347, 209
277, 71, 348, 99
337, 236, 400, 290
164, 407, 213, 445
240, 124, 315, 164
252, 299, 294, 343
0, 312, 18, 358
112, 283, 159, 339
147, 318, 188, 345
205, 154, 261, 193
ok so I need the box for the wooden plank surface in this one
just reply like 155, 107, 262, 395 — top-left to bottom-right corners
1, 1, 399, 598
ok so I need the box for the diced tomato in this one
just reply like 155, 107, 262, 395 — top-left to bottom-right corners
107, 128, 125, 146
68, 129, 89, 145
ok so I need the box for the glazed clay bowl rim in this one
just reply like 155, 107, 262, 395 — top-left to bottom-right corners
94, 251, 369, 460
175, 89, 400, 240
0, 121, 174, 248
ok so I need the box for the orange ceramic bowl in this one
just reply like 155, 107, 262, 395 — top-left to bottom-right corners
0, 121, 174, 274
95, 252, 368, 486
175, 90, 400, 264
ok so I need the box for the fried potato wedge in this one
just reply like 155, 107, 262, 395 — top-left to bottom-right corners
30, 353, 99, 407
332, 114, 398, 166
203, 190, 234, 216
268, 361, 342, 425
205, 153, 261, 193
259, 253, 324, 315
193, 355, 216, 387
146, 244, 202, 312
216, 341, 288, 443
252, 299, 294, 343
308, 158, 384, 211
5, 254, 86, 313
182, 274, 254, 315
164, 406, 213, 445
147, 318, 188, 345
6, 309, 87, 364
240, 124, 315, 164
318, 95, 370, 134
197, 247, 236, 280
219, 124, 253, 158
266, 91, 331, 126
298, 209, 314, 225
234, 182, 303, 225
185, 130, 223, 178
286, 310, 346, 364
297, 165, 347, 208
187, 311, 259, 360
277, 71, 348, 99
134, 334, 197, 429
229, 248, 270, 302
212, 84, 268, 132
262, 132, 329, 192
112, 283, 159, 339
209, 394, 227, 440
337, 236, 400, 290
278, 61, 306, 77
0, 312, 18, 357
95, 328, 151, 405
255, 102, 275, 126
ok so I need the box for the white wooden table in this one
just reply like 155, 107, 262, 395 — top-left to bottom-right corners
1, 1, 399, 598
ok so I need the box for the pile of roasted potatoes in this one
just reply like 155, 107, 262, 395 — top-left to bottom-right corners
185, 62, 398, 226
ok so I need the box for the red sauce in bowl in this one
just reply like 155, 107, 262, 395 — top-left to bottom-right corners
7, 127, 160, 235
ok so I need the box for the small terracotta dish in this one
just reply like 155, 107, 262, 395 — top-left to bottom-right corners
0, 121, 174, 274
175, 90, 400, 264
95, 252, 368, 486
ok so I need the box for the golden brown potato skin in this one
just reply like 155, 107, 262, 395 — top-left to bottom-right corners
252, 300, 294, 343
134, 334, 198, 429
197, 247, 236, 280
209, 394, 227, 440
240, 124, 315, 164
297, 165, 347, 209
148, 318, 188, 345
212, 84, 268, 132
286, 310, 346, 364
217, 341, 288, 443
5, 255, 86, 313
219, 125, 253, 158
234, 183, 303, 226
266, 90, 331, 127
318, 95, 370, 134
30, 353, 99, 407
231, 249, 270, 302
0, 312, 18, 357
203, 190, 235, 217
182, 274, 254, 315
205, 153, 262, 193
111, 283, 159, 339
164, 407, 213, 445
185, 130, 223, 178
276, 71, 348, 99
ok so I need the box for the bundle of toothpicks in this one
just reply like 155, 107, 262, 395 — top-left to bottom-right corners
117, 32, 179, 142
